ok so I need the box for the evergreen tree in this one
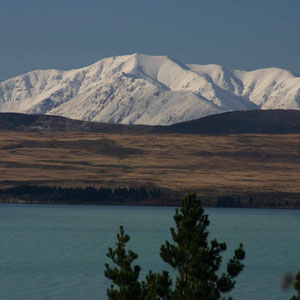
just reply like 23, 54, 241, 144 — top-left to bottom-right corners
105, 193, 246, 299
160, 193, 245, 300
104, 226, 142, 299
104, 226, 172, 300
291, 272, 300, 300
141, 271, 173, 300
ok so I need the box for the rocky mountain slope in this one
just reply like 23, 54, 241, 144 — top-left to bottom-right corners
0, 54, 299, 125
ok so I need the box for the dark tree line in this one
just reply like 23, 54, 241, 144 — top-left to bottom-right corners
1, 185, 299, 208
216, 196, 253, 208
216, 195, 300, 209
0, 185, 164, 205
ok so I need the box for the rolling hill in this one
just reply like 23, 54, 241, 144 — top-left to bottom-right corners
1, 110, 300, 135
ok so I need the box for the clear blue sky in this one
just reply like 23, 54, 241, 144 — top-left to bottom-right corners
1, 0, 299, 80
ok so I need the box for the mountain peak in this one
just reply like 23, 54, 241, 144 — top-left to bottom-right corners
0, 54, 299, 125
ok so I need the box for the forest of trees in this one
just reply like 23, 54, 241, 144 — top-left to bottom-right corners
216, 195, 300, 209
0, 185, 299, 208
0, 185, 167, 205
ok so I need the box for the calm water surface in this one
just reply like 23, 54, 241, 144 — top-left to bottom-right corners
0, 204, 299, 300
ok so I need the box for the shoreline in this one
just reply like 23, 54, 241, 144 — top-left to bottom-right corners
1, 184, 300, 210
1, 197, 299, 210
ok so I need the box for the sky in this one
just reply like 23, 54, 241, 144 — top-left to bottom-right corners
1, 0, 299, 80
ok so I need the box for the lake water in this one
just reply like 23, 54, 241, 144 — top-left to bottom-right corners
0, 204, 299, 300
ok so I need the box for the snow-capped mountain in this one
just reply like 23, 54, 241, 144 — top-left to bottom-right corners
0, 54, 299, 125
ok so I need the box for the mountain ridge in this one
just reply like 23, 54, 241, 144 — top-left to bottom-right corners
2, 110, 300, 135
0, 53, 299, 125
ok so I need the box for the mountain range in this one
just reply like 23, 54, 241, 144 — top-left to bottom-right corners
0, 54, 299, 125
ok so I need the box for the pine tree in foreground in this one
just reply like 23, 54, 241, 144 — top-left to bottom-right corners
104, 226, 142, 299
291, 272, 300, 300
140, 270, 173, 300
105, 193, 246, 299
104, 225, 172, 299
160, 193, 245, 300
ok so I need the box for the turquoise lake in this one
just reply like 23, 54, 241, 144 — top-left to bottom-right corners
0, 204, 299, 299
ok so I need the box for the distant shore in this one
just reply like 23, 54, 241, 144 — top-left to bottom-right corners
1, 198, 300, 210
0, 185, 299, 209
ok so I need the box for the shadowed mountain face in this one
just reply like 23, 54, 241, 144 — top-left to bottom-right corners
166, 110, 300, 134
1, 110, 300, 135
0, 112, 158, 134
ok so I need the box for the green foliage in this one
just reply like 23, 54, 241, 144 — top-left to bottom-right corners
104, 226, 142, 299
141, 271, 173, 300
105, 193, 245, 299
104, 226, 172, 299
291, 272, 300, 300
160, 193, 245, 299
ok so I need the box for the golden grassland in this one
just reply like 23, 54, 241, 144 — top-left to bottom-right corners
0, 131, 300, 203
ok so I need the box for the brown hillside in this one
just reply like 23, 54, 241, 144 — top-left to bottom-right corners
0, 131, 300, 206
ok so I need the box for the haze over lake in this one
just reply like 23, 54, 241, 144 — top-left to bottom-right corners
0, 204, 299, 300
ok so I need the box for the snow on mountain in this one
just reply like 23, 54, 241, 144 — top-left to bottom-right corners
0, 54, 299, 125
